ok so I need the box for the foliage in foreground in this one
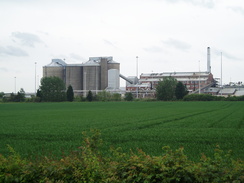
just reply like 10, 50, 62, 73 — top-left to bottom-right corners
0, 130, 243, 183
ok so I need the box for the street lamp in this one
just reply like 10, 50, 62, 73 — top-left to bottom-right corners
14, 77, 16, 94
221, 52, 223, 96
136, 56, 139, 78
199, 60, 200, 94
35, 62, 37, 95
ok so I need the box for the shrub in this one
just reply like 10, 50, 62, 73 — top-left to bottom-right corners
124, 92, 133, 101
0, 130, 243, 182
183, 94, 214, 101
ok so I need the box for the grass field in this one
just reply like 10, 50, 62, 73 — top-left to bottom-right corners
0, 101, 243, 161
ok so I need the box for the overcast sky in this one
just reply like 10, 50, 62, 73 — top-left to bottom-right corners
1, 0, 244, 93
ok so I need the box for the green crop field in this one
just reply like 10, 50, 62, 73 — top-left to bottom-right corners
0, 101, 243, 161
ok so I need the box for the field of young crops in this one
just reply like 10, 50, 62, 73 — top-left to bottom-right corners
0, 101, 243, 161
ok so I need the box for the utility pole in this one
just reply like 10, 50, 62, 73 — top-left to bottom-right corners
199, 60, 201, 94
221, 52, 223, 96
136, 56, 139, 98
35, 62, 37, 95
136, 56, 139, 78
14, 76, 16, 94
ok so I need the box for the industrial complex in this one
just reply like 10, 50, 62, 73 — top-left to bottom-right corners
43, 47, 244, 97
43, 57, 121, 95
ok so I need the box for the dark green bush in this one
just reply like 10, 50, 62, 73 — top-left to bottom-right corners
183, 94, 214, 101
183, 94, 244, 102
0, 130, 243, 182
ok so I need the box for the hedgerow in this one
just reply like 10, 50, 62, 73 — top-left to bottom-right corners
0, 129, 243, 182
183, 94, 244, 101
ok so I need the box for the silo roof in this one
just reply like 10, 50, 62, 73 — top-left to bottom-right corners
83, 60, 100, 66
87, 56, 119, 64
45, 59, 67, 67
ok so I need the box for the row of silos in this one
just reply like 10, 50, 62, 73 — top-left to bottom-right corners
43, 57, 120, 93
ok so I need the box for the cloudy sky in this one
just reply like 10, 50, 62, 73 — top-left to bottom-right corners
0, 0, 243, 93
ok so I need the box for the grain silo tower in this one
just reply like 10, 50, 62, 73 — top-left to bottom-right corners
43, 56, 121, 95
65, 64, 83, 90
83, 56, 120, 91
83, 58, 101, 92
108, 69, 120, 89
101, 57, 120, 89
43, 59, 66, 82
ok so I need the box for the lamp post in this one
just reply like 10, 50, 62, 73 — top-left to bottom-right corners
14, 76, 16, 94
221, 52, 222, 87
136, 56, 138, 78
221, 52, 222, 96
35, 62, 37, 95
199, 60, 200, 94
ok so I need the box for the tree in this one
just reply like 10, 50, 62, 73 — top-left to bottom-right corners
175, 82, 188, 100
156, 77, 177, 101
67, 85, 74, 102
40, 76, 66, 102
0, 92, 4, 98
97, 90, 111, 101
124, 92, 133, 101
36, 89, 42, 102
111, 93, 121, 101
16, 88, 25, 102
86, 90, 93, 102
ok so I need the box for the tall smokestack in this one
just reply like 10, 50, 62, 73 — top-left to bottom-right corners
207, 47, 211, 73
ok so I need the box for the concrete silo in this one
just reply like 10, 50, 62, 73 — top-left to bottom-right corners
83, 59, 100, 92
43, 59, 66, 82
108, 69, 120, 89
43, 56, 121, 95
108, 57, 120, 70
65, 65, 83, 90
100, 57, 120, 90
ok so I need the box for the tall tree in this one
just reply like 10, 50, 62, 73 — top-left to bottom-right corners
36, 89, 42, 101
156, 77, 177, 101
13, 88, 25, 102
40, 76, 66, 102
175, 82, 188, 100
0, 92, 4, 98
67, 85, 74, 102
86, 90, 93, 102
124, 92, 133, 101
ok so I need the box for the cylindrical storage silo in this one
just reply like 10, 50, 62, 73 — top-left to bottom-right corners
108, 69, 120, 89
43, 59, 66, 82
65, 65, 83, 90
83, 60, 100, 91
108, 58, 120, 71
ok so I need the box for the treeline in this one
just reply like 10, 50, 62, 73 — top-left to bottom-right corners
183, 94, 244, 101
0, 77, 134, 103
1, 88, 26, 102
0, 130, 243, 182
1, 76, 244, 102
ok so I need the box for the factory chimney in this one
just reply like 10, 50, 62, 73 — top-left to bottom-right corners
207, 47, 211, 73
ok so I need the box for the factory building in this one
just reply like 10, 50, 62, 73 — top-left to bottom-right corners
43, 47, 223, 98
138, 71, 214, 93
126, 47, 215, 97
43, 57, 120, 95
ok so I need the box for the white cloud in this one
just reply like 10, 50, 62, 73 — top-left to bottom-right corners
144, 46, 164, 53
164, 0, 215, 8
69, 53, 86, 62
103, 39, 117, 48
12, 32, 43, 47
162, 39, 191, 51
228, 6, 244, 16
0, 46, 28, 57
